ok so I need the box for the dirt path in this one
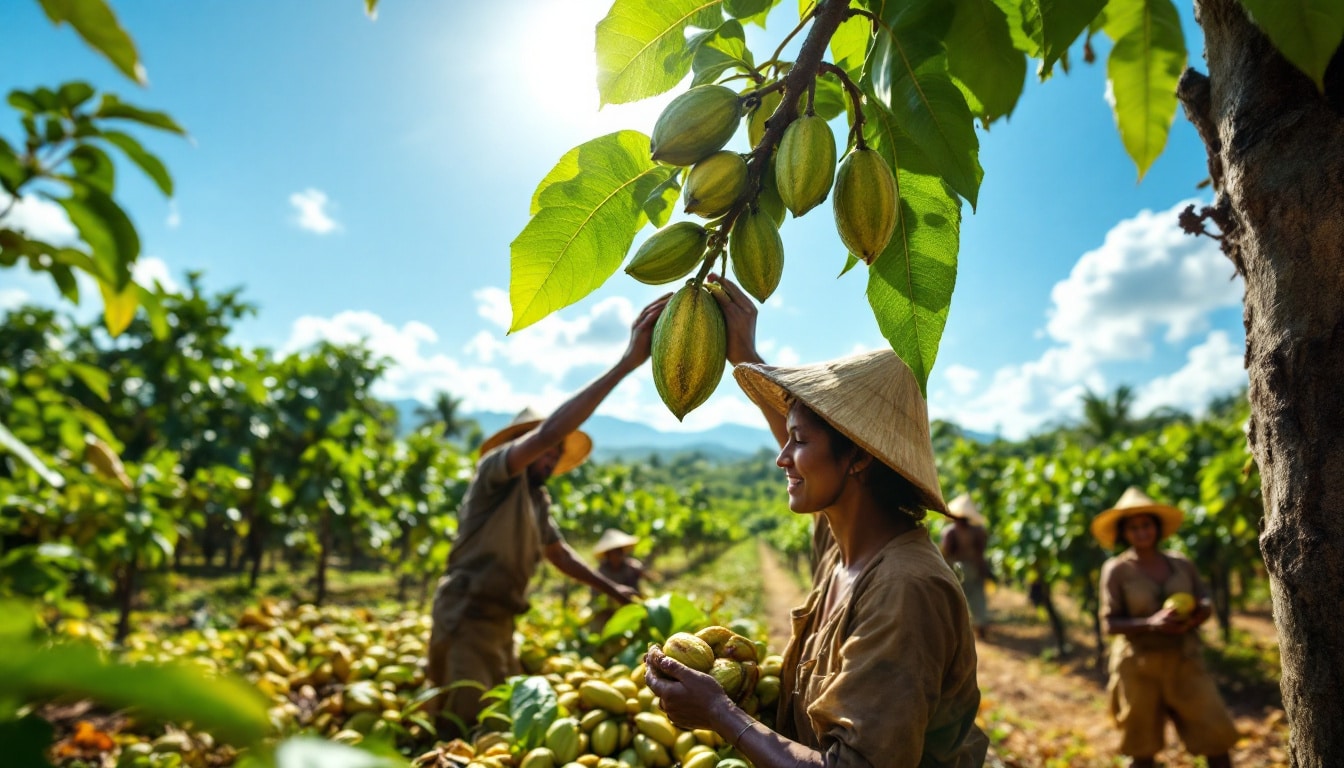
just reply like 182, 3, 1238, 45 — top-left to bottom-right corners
752, 556, 1289, 767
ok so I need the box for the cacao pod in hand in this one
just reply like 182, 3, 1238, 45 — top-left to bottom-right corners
833, 148, 897, 264
651, 85, 743, 166
652, 284, 727, 420
625, 222, 708, 285
774, 114, 836, 217
683, 151, 747, 218
729, 207, 784, 303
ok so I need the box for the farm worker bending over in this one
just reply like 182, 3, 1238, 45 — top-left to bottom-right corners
645, 275, 988, 768
425, 295, 669, 736
941, 493, 992, 639
1094, 487, 1238, 768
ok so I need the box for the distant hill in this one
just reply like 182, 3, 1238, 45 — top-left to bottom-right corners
388, 400, 778, 462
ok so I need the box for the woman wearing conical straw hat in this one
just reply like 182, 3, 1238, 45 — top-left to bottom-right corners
588, 529, 647, 630
1093, 487, 1238, 768
646, 275, 987, 768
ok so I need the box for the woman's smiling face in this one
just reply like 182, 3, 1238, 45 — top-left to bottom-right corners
777, 401, 852, 513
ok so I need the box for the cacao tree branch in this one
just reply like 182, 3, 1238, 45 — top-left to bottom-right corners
765, 4, 819, 78
819, 61, 867, 150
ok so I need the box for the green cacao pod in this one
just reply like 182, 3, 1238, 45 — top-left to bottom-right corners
662, 633, 715, 673
833, 148, 897, 264
633, 712, 679, 749
651, 284, 727, 420
683, 751, 720, 768
545, 718, 582, 764
580, 680, 629, 714
748, 89, 783, 149
519, 749, 556, 768
709, 658, 746, 700
651, 85, 743, 166
625, 221, 708, 285
756, 675, 781, 706
683, 151, 748, 218
719, 634, 758, 663
591, 719, 620, 757
774, 114, 836, 217
729, 207, 784, 303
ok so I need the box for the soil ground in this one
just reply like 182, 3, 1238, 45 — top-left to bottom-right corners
754, 544, 1289, 768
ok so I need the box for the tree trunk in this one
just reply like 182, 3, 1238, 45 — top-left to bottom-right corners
1182, 2, 1344, 763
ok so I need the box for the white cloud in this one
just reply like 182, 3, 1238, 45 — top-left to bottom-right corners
1135, 331, 1246, 416
133, 257, 180, 293
166, 202, 181, 229
289, 188, 341, 234
757, 339, 801, 367
938, 200, 1244, 438
467, 287, 640, 380
1, 193, 78, 243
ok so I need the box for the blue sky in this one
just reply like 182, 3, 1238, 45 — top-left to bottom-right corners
2, 1, 1247, 438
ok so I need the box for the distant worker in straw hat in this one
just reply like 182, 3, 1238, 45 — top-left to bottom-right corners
941, 493, 992, 639
425, 295, 668, 735
1093, 487, 1238, 768
645, 275, 987, 768
588, 528, 648, 630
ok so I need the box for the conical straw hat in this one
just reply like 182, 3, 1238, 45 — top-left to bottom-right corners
733, 349, 947, 513
948, 493, 987, 526
478, 407, 592, 476
1090, 486, 1184, 549
592, 529, 640, 555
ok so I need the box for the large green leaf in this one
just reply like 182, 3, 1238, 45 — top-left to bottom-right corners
1019, 0, 1107, 76
0, 641, 269, 745
724, 0, 779, 27
1105, 0, 1186, 179
862, 102, 960, 395
691, 21, 754, 87
100, 130, 174, 196
0, 421, 65, 488
510, 676, 559, 752
830, 13, 872, 83
510, 131, 676, 332
53, 185, 138, 288
596, 0, 725, 105
67, 145, 116, 195
870, 32, 982, 208
642, 171, 683, 228
94, 94, 186, 135
38, 0, 143, 84
945, 0, 1027, 124
1239, 0, 1344, 91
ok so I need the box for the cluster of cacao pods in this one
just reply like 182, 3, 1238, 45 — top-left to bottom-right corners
655, 625, 780, 716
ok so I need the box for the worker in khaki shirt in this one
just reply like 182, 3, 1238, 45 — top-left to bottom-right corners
426, 295, 667, 736
646, 276, 987, 768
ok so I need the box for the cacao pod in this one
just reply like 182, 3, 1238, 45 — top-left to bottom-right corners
774, 114, 836, 217
694, 626, 734, 655
519, 747, 556, 768
760, 654, 783, 677
651, 284, 727, 420
591, 719, 620, 756
633, 712, 678, 749
84, 436, 132, 491
710, 658, 746, 700
546, 718, 582, 764
683, 751, 720, 768
651, 85, 743, 166
662, 632, 715, 673
729, 207, 784, 303
748, 89, 783, 149
756, 674, 781, 706
683, 151, 748, 218
625, 221, 708, 285
579, 680, 629, 714
833, 147, 897, 264
1163, 592, 1196, 617
634, 733, 671, 768
719, 634, 759, 664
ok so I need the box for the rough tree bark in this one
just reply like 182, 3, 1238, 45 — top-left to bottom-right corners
1180, 1, 1344, 764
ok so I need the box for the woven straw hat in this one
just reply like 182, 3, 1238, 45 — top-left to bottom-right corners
592, 529, 639, 555
478, 407, 592, 476
948, 493, 987, 527
733, 349, 947, 514
1090, 487, 1184, 549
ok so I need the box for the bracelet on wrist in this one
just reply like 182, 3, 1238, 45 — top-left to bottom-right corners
731, 720, 754, 747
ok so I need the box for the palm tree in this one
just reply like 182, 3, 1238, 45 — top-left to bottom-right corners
1079, 385, 1136, 444
414, 391, 476, 440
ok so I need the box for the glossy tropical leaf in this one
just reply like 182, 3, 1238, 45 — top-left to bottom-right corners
510, 676, 559, 752
67, 145, 116, 195
54, 186, 138, 288
0, 421, 65, 488
1239, 0, 1344, 91
870, 32, 982, 208
642, 171, 682, 228
691, 20, 754, 86
1019, 0, 1107, 77
38, 0, 144, 84
510, 131, 676, 331
724, 0, 779, 26
1104, 0, 1187, 179
596, 0, 725, 105
945, 0, 1027, 123
100, 130, 174, 196
98, 278, 139, 337
830, 13, 872, 83
94, 94, 186, 135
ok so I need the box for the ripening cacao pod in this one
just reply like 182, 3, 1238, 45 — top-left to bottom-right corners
710, 658, 746, 700
84, 436, 132, 491
832, 147, 897, 264
774, 114, 836, 217
546, 718, 582, 764
694, 626, 734, 655
683, 151, 748, 218
651, 284, 727, 420
748, 89, 783, 149
729, 207, 784, 303
625, 222, 708, 285
662, 633, 715, 673
651, 85, 743, 166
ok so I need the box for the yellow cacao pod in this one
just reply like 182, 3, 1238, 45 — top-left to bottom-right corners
651, 284, 727, 420
833, 147, 897, 264
580, 680, 629, 714
693, 626, 734, 655
84, 436, 132, 491
651, 85, 743, 166
633, 733, 671, 768
774, 114, 836, 217
719, 634, 758, 663
633, 712, 678, 749
546, 718, 582, 764
710, 658, 746, 700
728, 207, 784, 303
519, 747, 556, 768
672, 731, 699, 761
625, 221, 708, 285
748, 89, 783, 149
683, 151, 748, 218
662, 632, 715, 673
683, 751, 720, 768
760, 654, 783, 677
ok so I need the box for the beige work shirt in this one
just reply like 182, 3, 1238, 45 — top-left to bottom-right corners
435, 440, 562, 629
777, 528, 988, 768
1100, 549, 1207, 659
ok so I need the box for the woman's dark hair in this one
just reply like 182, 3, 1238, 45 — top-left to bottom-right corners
1114, 513, 1163, 548
787, 398, 927, 523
